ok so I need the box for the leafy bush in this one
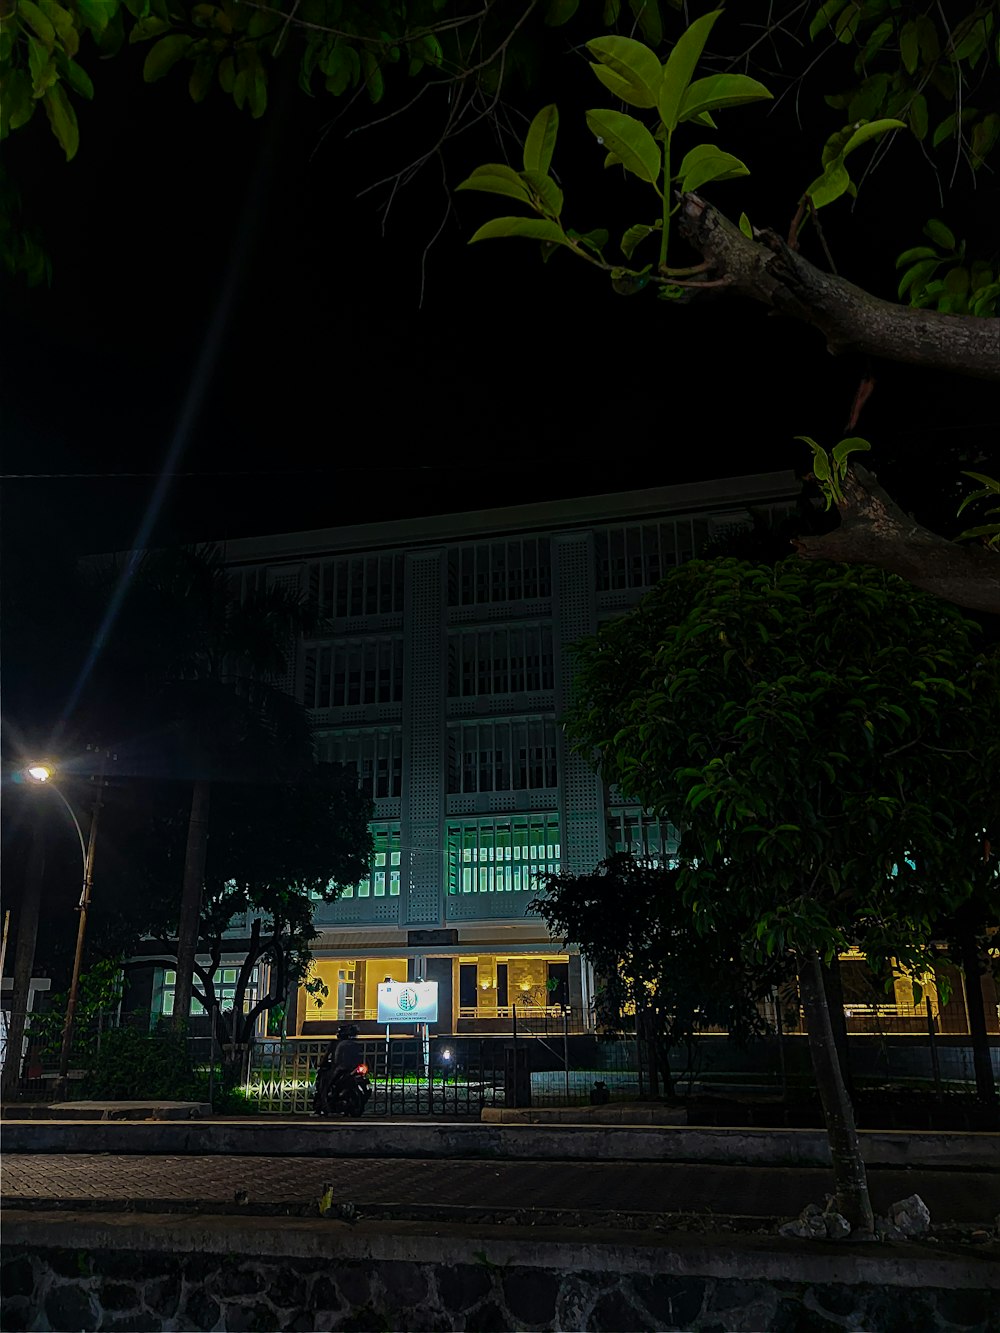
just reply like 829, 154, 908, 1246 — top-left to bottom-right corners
82, 1026, 203, 1101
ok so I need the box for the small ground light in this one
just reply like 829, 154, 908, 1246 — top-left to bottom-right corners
26, 765, 52, 782
441, 1047, 453, 1061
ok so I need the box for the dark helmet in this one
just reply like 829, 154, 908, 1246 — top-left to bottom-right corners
338, 1024, 359, 1040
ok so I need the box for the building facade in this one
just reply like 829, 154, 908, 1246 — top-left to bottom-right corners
146, 473, 800, 1037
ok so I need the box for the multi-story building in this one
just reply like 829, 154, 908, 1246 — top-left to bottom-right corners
145, 472, 800, 1037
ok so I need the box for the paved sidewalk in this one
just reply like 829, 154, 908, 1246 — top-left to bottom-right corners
3, 1153, 999, 1226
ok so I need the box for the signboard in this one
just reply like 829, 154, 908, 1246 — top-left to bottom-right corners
377, 981, 438, 1024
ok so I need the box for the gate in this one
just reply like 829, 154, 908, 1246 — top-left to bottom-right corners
247, 1036, 506, 1116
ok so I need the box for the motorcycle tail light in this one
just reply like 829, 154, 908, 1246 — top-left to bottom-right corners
355, 1063, 368, 1075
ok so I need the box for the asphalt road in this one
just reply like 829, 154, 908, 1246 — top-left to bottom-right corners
3, 1154, 997, 1224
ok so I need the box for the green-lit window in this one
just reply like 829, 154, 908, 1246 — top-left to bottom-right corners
447, 816, 560, 895
159, 966, 258, 1016
607, 810, 680, 866
318, 824, 401, 901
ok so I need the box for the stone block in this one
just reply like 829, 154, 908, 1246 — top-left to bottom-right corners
465, 1299, 511, 1332
435, 1263, 494, 1313
222, 1299, 278, 1331
216, 1266, 265, 1298
97, 1282, 139, 1311
45, 1282, 99, 1332
591, 1291, 657, 1332
182, 1288, 221, 1330
0, 1299, 30, 1332
629, 1275, 705, 1329
143, 1275, 181, 1318
268, 1265, 308, 1310
0, 1255, 35, 1299
379, 1261, 428, 1313
501, 1268, 559, 1325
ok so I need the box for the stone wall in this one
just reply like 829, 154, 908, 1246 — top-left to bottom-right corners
2, 1221, 997, 1333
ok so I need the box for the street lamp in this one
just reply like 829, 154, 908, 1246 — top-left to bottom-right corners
24, 758, 104, 1101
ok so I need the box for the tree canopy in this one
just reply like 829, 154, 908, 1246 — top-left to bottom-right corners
3, 1, 996, 603
565, 555, 1000, 1226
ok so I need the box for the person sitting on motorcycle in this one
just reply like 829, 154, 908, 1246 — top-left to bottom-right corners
324, 1024, 364, 1103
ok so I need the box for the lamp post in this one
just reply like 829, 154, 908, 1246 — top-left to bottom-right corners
25, 759, 105, 1101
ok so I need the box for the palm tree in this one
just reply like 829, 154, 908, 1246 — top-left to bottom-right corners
96, 546, 316, 1026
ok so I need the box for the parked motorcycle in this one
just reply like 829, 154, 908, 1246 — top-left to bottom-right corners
313, 1057, 372, 1117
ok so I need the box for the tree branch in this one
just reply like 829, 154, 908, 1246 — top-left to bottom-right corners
794, 465, 1000, 615
677, 193, 1000, 381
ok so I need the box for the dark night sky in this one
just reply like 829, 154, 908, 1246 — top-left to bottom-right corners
2, 11, 996, 565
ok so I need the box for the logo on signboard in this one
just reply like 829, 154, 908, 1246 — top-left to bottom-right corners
377, 980, 438, 1024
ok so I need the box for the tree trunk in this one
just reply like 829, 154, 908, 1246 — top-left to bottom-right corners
956, 926, 997, 1107
172, 779, 211, 1029
798, 950, 874, 1233
821, 956, 853, 1098
1, 833, 44, 1100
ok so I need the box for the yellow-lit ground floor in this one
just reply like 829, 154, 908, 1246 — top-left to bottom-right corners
288, 926, 589, 1037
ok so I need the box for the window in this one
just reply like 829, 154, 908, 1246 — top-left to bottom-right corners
307, 553, 404, 619
594, 519, 711, 591
320, 729, 402, 798
447, 538, 552, 605
447, 718, 558, 793
607, 810, 680, 865
303, 637, 403, 708
160, 966, 258, 1016
447, 815, 560, 894
448, 626, 554, 696
327, 825, 401, 900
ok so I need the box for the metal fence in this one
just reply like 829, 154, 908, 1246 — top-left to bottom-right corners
247, 1037, 509, 1116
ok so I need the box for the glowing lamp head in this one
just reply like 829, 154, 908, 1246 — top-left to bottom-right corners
26, 765, 52, 783
441, 1047, 453, 1062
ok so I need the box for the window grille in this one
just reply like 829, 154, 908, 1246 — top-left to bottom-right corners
607, 809, 681, 865
306, 552, 405, 619
446, 718, 558, 793
160, 966, 258, 1016
319, 729, 403, 799
593, 519, 711, 590
448, 626, 554, 696
314, 825, 401, 901
447, 538, 552, 606
303, 637, 403, 708
446, 815, 560, 894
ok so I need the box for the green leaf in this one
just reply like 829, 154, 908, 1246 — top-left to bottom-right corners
841, 117, 905, 157
76, 0, 110, 35
831, 437, 871, 470
57, 52, 95, 100
897, 257, 941, 298
620, 222, 658, 259
805, 158, 851, 209
523, 104, 559, 175
129, 16, 170, 42
520, 169, 563, 218
923, 218, 956, 250
544, 0, 579, 26
971, 112, 1000, 168
456, 164, 533, 206
468, 217, 571, 247
143, 34, 192, 82
809, 0, 846, 41
677, 143, 749, 192
628, 0, 662, 47
585, 108, 661, 185
932, 113, 957, 148
42, 81, 78, 159
738, 211, 752, 238
18, 0, 56, 46
28, 36, 58, 97
895, 246, 938, 267
587, 35, 661, 110
678, 74, 772, 121
189, 54, 215, 103
908, 94, 928, 141
38, 0, 79, 56
2, 68, 36, 130
361, 49, 383, 103
218, 55, 234, 93
900, 20, 919, 74
658, 8, 722, 131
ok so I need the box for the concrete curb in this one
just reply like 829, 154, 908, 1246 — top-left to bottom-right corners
2, 1117, 997, 1168
3, 1210, 998, 1290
